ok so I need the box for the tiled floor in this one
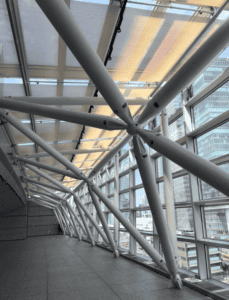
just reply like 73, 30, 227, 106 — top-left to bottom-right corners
0, 235, 213, 300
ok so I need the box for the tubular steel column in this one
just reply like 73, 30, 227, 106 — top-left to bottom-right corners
160, 108, 178, 262
62, 203, 77, 237
54, 209, 65, 233
65, 203, 81, 240
132, 136, 181, 288
182, 90, 208, 279
114, 154, 119, 248
90, 183, 169, 273
56, 207, 67, 235
88, 186, 118, 257
59, 205, 71, 236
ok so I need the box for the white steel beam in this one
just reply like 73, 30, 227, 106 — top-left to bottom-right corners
36, 0, 133, 125
23, 148, 111, 159
4, 96, 149, 106
0, 98, 127, 131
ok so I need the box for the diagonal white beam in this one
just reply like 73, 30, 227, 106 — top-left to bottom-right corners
35, 0, 133, 125
23, 148, 111, 159
138, 15, 229, 125
133, 136, 181, 288
16, 156, 80, 179
0, 98, 127, 131
25, 177, 66, 192
138, 128, 229, 198
4, 96, 149, 106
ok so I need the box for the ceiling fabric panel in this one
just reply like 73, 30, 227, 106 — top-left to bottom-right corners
66, 0, 109, 67
107, 8, 212, 84
18, 0, 59, 66
0, 1, 19, 64
168, 0, 225, 6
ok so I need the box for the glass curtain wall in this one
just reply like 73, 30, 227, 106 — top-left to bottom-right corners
74, 41, 229, 286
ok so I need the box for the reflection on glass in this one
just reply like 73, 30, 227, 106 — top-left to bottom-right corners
135, 188, 148, 207
109, 181, 114, 195
176, 208, 194, 235
208, 246, 229, 283
193, 48, 229, 95
120, 212, 130, 229
173, 175, 191, 203
169, 116, 185, 141
134, 169, 142, 185
120, 193, 129, 210
196, 121, 229, 160
136, 210, 152, 231
205, 205, 229, 240
109, 166, 114, 178
120, 156, 129, 172
136, 235, 153, 257
201, 163, 229, 200
166, 94, 182, 118
120, 174, 129, 191
177, 242, 198, 274
194, 82, 229, 129
119, 232, 130, 250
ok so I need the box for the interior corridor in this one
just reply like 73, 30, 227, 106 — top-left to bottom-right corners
0, 235, 213, 300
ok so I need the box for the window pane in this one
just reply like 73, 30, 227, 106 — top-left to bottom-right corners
173, 175, 191, 203
119, 212, 130, 229
120, 174, 129, 191
109, 181, 114, 195
120, 144, 129, 156
194, 82, 229, 129
119, 232, 130, 250
196, 121, 229, 160
135, 188, 148, 207
101, 172, 106, 183
120, 193, 129, 210
201, 163, 229, 200
208, 246, 229, 284
108, 213, 114, 227
136, 210, 153, 231
176, 208, 194, 235
166, 94, 182, 119
158, 182, 165, 204
109, 166, 114, 178
177, 242, 198, 274
134, 169, 142, 185
157, 157, 163, 177
193, 47, 229, 95
205, 205, 229, 239
120, 156, 129, 172
136, 236, 153, 258
169, 115, 185, 141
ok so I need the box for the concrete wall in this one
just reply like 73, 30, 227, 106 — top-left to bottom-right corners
0, 206, 27, 241
27, 202, 59, 237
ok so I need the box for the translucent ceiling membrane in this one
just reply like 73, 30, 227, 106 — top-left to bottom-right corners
18, 0, 59, 66
63, 80, 89, 98
108, 8, 212, 86
168, 0, 224, 6
0, 1, 19, 64
66, 1, 108, 67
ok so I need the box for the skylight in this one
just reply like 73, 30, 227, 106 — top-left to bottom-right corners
29, 78, 57, 85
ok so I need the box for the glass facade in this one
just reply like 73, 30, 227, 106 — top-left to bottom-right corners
75, 47, 229, 286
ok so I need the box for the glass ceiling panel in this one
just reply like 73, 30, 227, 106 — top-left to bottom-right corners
0, 1, 18, 64
63, 80, 89, 97
107, 6, 211, 85
18, 0, 59, 66
29, 78, 58, 97
66, 0, 109, 67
